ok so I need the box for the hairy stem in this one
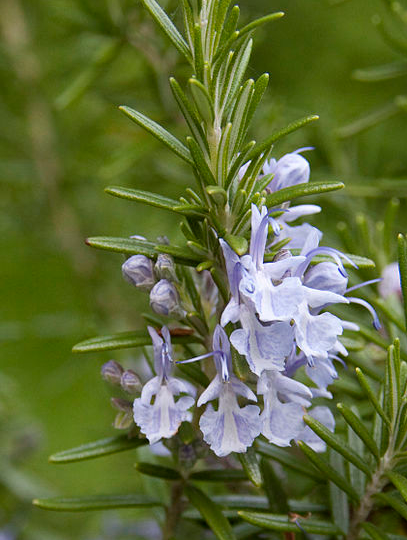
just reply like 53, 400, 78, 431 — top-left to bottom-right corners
162, 481, 185, 540
346, 453, 392, 540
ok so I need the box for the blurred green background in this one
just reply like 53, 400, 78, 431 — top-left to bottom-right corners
1, 0, 407, 537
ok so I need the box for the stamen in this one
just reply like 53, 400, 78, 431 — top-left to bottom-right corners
296, 247, 358, 278
345, 278, 382, 294
347, 297, 381, 330
218, 352, 230, 382
294, 146, 314, 154
176, 351, 215, 365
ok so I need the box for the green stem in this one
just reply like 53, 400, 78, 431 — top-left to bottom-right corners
162, 481, 185, 540
346, 452, 392, 540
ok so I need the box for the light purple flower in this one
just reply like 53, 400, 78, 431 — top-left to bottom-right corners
379, 262, 401, 299
258, 370, 312, 447
133, 326, 195, 444
263, 148, 311, 192
197, 326, 261, 456
230, 305, 294, 376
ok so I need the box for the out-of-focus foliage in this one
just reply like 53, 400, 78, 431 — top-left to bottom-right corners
1, 0, 407, 538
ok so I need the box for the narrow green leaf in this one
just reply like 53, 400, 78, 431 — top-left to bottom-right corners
106, 186, 179, 210
141, 0, 191, 61
337, 403, 380, 461
384, 198, 399, 257
119, 106, 192, 164
73, 330, 201, 354
265, 180, 344, 207
260, 457, 289, 513
215, 8, 240, 60
247, 115, 319, 162
387, 471, 407, 504
210, 496, 326, 513
238, 12, 284, 38
169, 78, 207, 148
255, 440, 323, 481
303, 414, 371, 476
189, 78, 214, 124
353, 61, 407, 82
237, 448, 262, 487
134, 462, 182, 480
386, 343, 400, 421
346, 406, 367, 498
223, 38, 253, 113
185, 485, 236, 540
329, 450, 349, 534
223, 234, 248, 256
298, 441, 360, 501
244, 73, 269, 132
336, 101, 399, 139
56, 40, 122, 110
33, 494, 164, 511
106, 186, 205, 217
190, 469, 247, 482
229, 79, 254, 154
86, 235, 156, 258
86, 236, 202, 267
238, 512, 341, 535
362, 522, 392, 540
187, 137, 216, 186
375, 492, 407, 520
397, 234, 407, 329
49, 435, 147, 464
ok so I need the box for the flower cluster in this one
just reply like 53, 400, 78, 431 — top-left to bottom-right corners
120, 150, 379, 457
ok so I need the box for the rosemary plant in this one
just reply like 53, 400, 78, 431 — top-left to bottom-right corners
34, 1, 407, 539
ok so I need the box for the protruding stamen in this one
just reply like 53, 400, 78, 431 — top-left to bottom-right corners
347, 297, 381, 330
296, 247, 357, 278
345, 278, 382, 294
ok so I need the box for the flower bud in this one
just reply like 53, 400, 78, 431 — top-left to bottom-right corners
120, 370, 142, 394
111, 397, 133, 412
150, 279, 184, 317
155, 254, 177, 281
304, 261, 348, 295
379, 262, 401, 299
111, 398, 134, 430
268, 150, 310, 192
122, 255, 155, 291
101, 360, 123, 385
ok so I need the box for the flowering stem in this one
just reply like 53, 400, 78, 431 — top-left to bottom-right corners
346, 451, 393, 540
162, 480, 185, 540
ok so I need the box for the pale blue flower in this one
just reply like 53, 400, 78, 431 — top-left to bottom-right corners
258, 370, 312, 447
197, 326, 261, 457
263, 148, 312, 192
379, 262, 401, 299
133, 326, 195, 444
230, 305, 293, 376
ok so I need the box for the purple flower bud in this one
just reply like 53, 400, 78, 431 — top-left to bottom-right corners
267, 150, 310, 192
111, 397, 133, 412
150, 279, 183, 317
155, 254, 177, 281
121, 370, 142, 394
122, 255, 155, 291
101, 360, 123, 385
379, 262, 401, 299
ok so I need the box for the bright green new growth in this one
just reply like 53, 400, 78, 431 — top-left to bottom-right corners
34, 1, 407, 539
